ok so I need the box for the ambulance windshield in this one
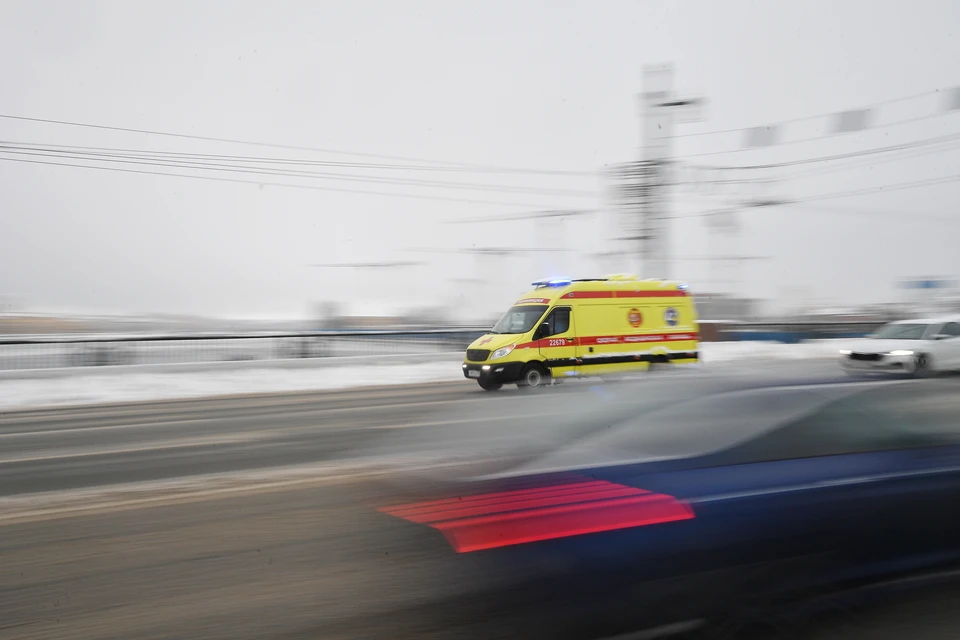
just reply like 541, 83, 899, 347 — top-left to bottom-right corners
491, 305, 548, 334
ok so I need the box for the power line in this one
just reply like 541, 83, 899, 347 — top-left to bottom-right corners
697, 131, 960, 171
409, 247, 566, 255
673, 136, 960, 195
447, 209, 597, 224
670, 88, 944, 139
802, 172, 960, 203
0, 112, 594, 176
0, 155, 569, 208
781, 202, 955, 223
0, 140, 598, 176
0, 145, 598, 198
675, 172, 960, 221
775, 138, 960, 182
681, 112, 960, 160
615, 128, 960, 199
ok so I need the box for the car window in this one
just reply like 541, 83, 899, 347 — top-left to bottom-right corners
942, 322, 960, 338
492, 305, 547, 334
870, 323, 932, 340
541, 307, 571, 338
717, 382, 960, 465
553, 308, 570, 334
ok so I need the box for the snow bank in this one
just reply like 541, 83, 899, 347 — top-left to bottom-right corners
0, 361, 462, 411
0, 340, 846, 411
701, 339, 847, 362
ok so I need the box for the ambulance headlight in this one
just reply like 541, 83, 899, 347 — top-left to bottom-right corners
490, 344, 515, 360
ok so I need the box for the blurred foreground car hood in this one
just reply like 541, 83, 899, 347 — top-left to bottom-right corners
368, 368, 864, 492
361, 369, 755, 487
474, 387, 851, 481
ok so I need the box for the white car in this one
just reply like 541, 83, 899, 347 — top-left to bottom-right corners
839, 318, 960, 376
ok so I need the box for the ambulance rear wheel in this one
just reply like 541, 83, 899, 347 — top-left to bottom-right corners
478, 380, 502, 391
518, 364, 548, 390
647, 355, 671, 373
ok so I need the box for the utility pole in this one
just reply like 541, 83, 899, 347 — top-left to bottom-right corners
616, 65, 704, 279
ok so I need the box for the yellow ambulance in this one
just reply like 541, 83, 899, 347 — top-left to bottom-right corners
462, 275, 699, 390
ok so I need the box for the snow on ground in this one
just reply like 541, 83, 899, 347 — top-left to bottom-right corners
0, 341, 847, 411
701, 339, 849, 362
0, 361, 461, 411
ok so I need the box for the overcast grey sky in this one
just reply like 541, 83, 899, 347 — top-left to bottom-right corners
2, 0, 959, 319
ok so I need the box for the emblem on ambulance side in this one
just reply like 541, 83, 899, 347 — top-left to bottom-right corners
628, 308, 643, 328
664, 307, 679, 326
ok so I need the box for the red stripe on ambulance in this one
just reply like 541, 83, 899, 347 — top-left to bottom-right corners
578, 332, 698, 346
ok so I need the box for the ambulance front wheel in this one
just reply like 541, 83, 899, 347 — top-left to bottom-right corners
478, 379, 503, 391
518, 364, 549, 390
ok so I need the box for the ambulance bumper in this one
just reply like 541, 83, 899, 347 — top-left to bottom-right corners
462, 361, 525, 384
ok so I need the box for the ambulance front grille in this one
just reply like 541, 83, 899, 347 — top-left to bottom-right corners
467, 349, 491, 362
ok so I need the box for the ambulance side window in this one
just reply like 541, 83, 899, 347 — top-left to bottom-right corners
553, 308, 570, 334
539, 307, 571, 338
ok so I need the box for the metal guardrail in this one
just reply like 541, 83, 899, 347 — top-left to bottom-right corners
0, 321, 887, 372
716, 320, 886, 344
0, 329, 490, 371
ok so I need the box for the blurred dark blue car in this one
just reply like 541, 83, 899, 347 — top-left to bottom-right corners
377, 376, 960, 639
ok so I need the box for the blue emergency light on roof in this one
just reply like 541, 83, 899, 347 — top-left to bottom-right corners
532, 278, 573, 288
677, 283, 689, 290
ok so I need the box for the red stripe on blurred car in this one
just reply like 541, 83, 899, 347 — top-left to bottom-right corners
381, 480, 616, 519
390, 485, 648, 524
380, 480, 694, 553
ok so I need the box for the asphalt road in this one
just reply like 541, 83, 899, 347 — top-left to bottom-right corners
0, 383, 483, 497
4, 361, 960, 639
0, 379, 655, 500
0, 358, 847, 498
0, 379, 611, 640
